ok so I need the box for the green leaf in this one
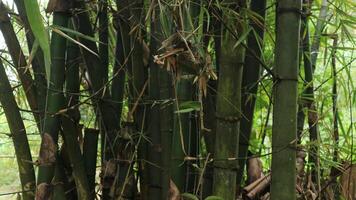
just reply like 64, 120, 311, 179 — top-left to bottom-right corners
50, 27, 99, 57
181, 193, 199, 200
179, 101, 201, 109
50, 25, 103, 44
204, 196, 224, 200
233, 27, 252, 49
175, 101, 201, 113
175, 108, 196, 114
24, 0, 51, 84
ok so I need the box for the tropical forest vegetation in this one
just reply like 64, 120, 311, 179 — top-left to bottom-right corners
0, 0, 354, 199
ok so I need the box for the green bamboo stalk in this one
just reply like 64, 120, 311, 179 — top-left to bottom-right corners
110, 1, 137, 199
212, 1, 246, 199
83, 128, 99, 196
37, 7, 69, 188
99, 0, 109, 82
236, 0, 267, 186
73, 0, 121, 161
170, 1, 199, 193
201, 79, 217, 197
306, 0, 329, 191
0, 2, 41, 130
329, 35, 339, 197
202, 7, 220, 197
65, 20, 81, 123
111, 0, 130, 124
13, 0, 48, 127
52, 154, 69, 200
60, 116, 91, 199
129, 0, 146, 126
171, 79, 193, 192
159, 65, 174, 200
58, 19, 93, 199
147, 2, 163, 198
298, 0, 328, 191
310, 0, 328, 70
156, 8, 174, 200
128, 0, 149, 198
72, 2, 123, 198
0, 59, 36, 200
270, 0, 301, 199
302, 9, 321, 193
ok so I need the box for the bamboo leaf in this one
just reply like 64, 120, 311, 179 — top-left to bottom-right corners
204, 196, 224, 200
233, 27, 252, 49
175, 108, 196, 114
175, 101, 201, 113
24, 0, 51, 84
51, 25, 103, 44
27, 39, 40, 68
181, 193, 199, 200
50, 27, 99, 57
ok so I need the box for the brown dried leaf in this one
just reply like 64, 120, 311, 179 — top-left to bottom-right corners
36, 183, 52, 200
199, 75, 208, 97
38, 133, 57, 166
247, 156, 263, 184
168, 180, 180, 200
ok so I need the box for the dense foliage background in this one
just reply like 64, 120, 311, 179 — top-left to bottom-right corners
0, 0, 354, 199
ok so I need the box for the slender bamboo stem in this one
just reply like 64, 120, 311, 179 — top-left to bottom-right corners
13, 0, 47, 125
37, 10, 69, 187
147, 1, 164, 198
236, 0, 267, 186
99, 0, 109, 83
0, 59, 36, 200
83, 128, 99, 197
0, 3, 41, 130
72, 3, 122, 198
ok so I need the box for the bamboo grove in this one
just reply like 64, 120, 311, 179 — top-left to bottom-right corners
0, 0, 354, 199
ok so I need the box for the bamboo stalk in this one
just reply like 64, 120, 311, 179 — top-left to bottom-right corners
212, 1, 246, 199
302, 5, 321, 193
171, 78, 193, 192
65, 20, 81, 122
298, 0, 328, 192
156, 5, 174, 200
236, 0, 267, 186
0, 3, 41, 130
202, 5, 220, 196
170, 1, 199, 193
99, 0, 109, 83
13, 0, 47, 124
147, 1, 164, 198
73, 0, 121, 161
128, 0, 149, 198
270, 0, 301, 199
83, 128, 99, 197
72, 2, 122, 198
37, 9, 69, 188
0, 59, 36, 200
60, 116, 91, 199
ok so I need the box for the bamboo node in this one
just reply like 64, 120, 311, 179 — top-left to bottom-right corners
277, 7, 302, 16
213, 159, 239, 171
